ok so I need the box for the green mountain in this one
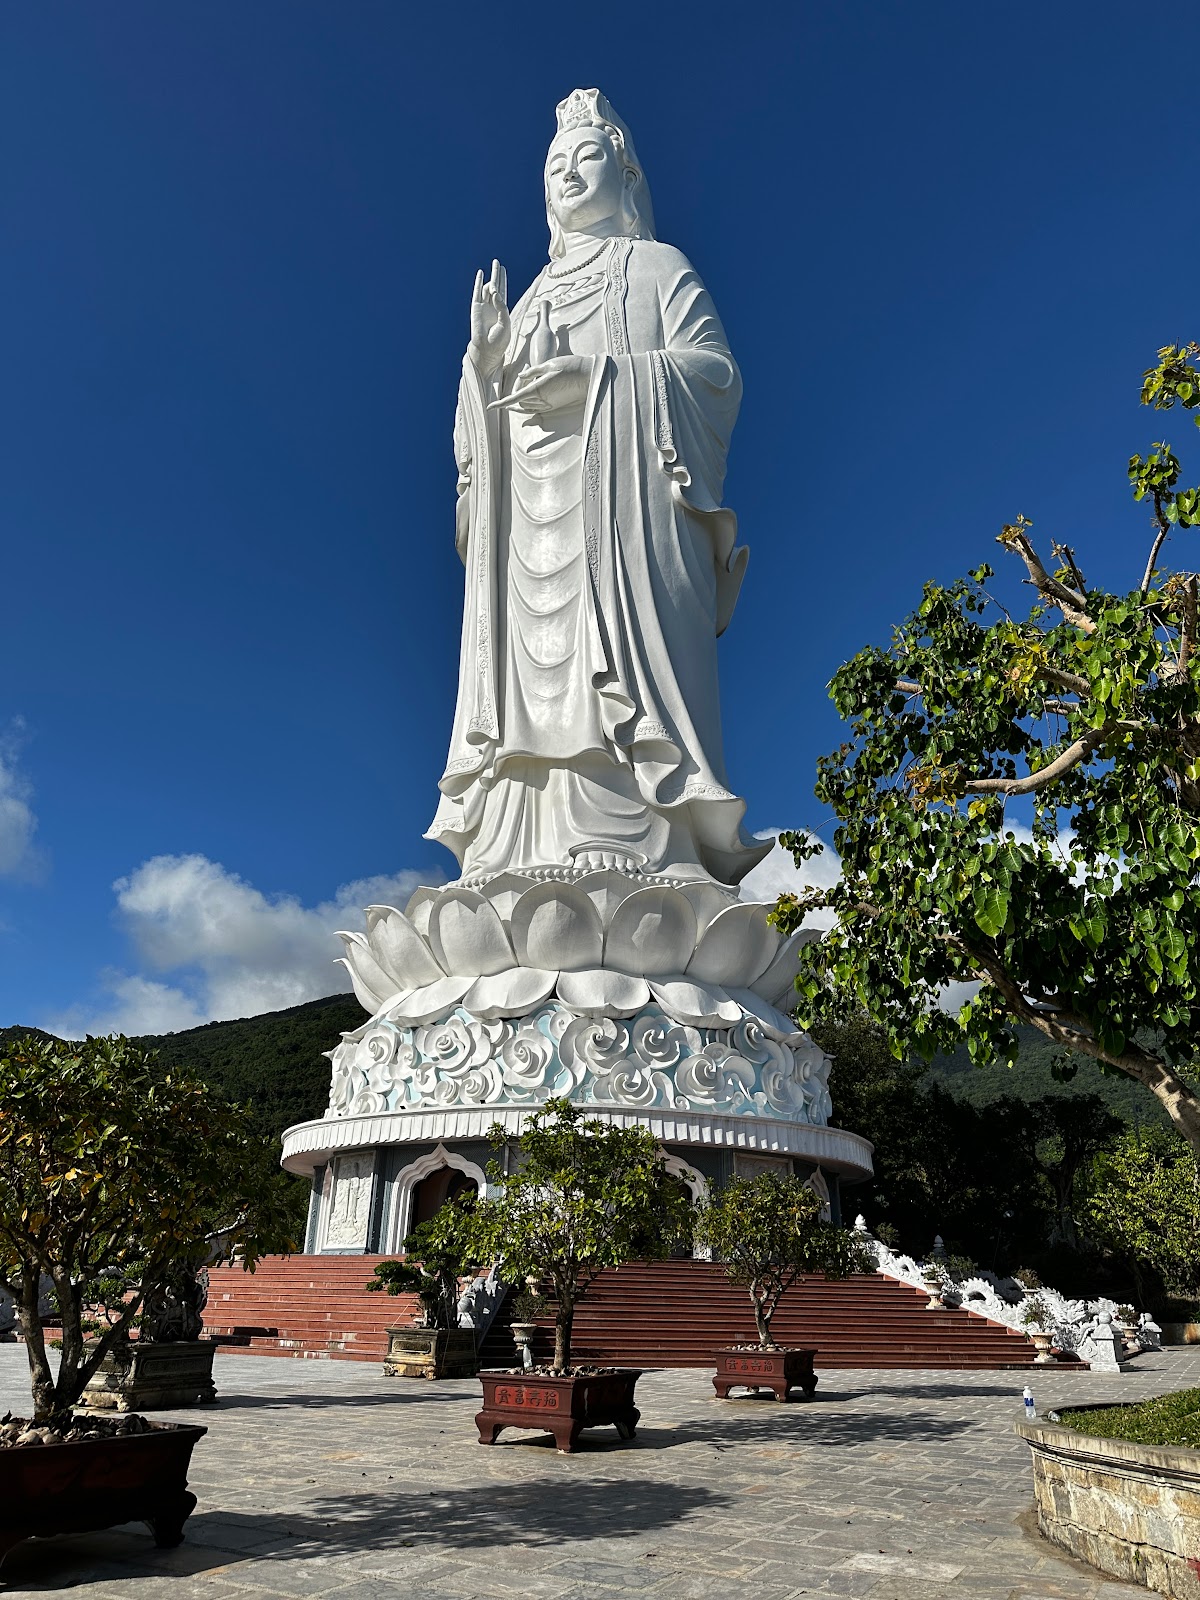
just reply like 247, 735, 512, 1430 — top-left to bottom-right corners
0, 993, 362, 1145
923, 1027, 1168, 1128
2, 994, 1167, 1144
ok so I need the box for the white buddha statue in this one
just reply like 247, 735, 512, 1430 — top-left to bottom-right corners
427, 88, 768, 889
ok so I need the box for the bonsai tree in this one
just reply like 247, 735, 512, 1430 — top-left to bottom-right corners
471, 1097, 694, 1371
0, 1033, 297, 1423
693, 1173, 875, 1348
774, 344, 1200, 1155
366, 1195, 481, 1331
1019, 1293, 1054, 1334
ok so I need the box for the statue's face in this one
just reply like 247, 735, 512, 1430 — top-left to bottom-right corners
545, 125, 632, 235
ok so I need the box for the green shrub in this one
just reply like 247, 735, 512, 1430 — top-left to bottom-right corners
1058, 1389, 1200, 1448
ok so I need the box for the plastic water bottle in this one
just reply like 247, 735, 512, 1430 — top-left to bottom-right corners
1022, 1386, 1036, 1421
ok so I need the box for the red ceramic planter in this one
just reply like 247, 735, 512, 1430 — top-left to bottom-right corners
476, 1369, 642, 1453
712, 1346, 818, 1401
0, 1420, 207, 1571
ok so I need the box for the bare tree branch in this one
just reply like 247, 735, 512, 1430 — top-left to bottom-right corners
999, 526, 1096, 633
1140, 486, 1176, 594
955, 721, 1143, 796
1180, 576, 1198, 674
958, 941, 1200, 1147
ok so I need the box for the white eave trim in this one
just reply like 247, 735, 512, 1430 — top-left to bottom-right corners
281, 1105, 874, 1180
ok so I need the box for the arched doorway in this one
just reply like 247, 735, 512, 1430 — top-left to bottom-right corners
386, 1144, 488, 1251
409, 1165, 476, 1229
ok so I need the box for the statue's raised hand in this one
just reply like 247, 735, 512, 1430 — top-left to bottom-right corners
469, 259, 510, 378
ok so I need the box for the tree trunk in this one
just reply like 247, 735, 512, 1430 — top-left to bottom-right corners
553, 1304, 574, 1372
753, 1291, 774, 1350
19, 1269, 55, 1424
49, 1267, 86, 1419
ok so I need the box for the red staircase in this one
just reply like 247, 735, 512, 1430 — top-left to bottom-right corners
204, 1255, 416, 1362
207, 1256, 1035, 1368
479, 1261, 1036, 1369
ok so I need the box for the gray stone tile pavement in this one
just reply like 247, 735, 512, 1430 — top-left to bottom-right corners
1, 1344, 1197, 1597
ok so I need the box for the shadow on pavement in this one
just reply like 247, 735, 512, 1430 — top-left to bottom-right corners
210, 1387, 474, 1410
637, 1403, 974, 1450
0, 1479, 731, 1589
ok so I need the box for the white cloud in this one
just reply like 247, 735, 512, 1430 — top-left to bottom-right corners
740, 829, 840, 929
46, 855, 438, 1037
0, 723, 42, 879
52, 972, 209, 1038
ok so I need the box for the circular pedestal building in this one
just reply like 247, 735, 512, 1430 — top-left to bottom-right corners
282, 869, 873, 1251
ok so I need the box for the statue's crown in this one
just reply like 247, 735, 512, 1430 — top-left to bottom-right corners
556, 87, 614, 134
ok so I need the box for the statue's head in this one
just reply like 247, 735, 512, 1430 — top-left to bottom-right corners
545, 88, 656, 258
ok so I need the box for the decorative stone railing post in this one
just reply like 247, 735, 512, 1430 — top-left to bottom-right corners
1076, 1310, 1123, 1374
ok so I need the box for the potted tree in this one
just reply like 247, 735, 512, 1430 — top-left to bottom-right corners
693, 1172, 875, 1401
78, 1251, 220, 1412
368, 1197, 481, 1378
1020, 1293, 1058, 1364
470, 1097, 693, 1452
0, 1034, 296, 1572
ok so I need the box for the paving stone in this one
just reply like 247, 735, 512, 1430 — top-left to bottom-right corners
3, 1346, 1198, 1599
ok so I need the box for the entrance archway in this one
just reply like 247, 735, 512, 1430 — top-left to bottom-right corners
385, 1144, 487, 1251
410, 1165, 476, 1228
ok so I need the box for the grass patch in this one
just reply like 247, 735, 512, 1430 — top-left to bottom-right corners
1058, 1388, 1200, 1448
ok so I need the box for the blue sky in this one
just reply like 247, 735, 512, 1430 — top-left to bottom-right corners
3, 2, 1198, 1033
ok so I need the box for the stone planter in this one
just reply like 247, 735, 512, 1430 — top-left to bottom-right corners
923, 1274, 947, 1310
510, 1322, 538, 1369
1016, 1416, 1200, 1598
0, 1420, 207, 1572
1028, 1331, 1056, 1365
712, 1346, 818, 1402
476, 1369, 642, 1453
383, 1325, 476, 1379
81, 1339, 218, 1412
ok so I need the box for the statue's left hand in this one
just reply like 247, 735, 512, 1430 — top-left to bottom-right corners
490, 355, 591, 415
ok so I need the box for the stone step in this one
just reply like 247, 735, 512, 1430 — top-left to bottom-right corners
205, 1255, 1037, 1369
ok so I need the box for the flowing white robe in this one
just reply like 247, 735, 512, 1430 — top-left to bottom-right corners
428, 237, 768, 887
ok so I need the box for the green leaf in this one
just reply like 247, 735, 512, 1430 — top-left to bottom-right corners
972, 886, 1008, 939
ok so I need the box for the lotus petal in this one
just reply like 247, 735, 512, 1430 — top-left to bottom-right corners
405, 886, 441, 939
687, 903, 779, 988
556, 968, 651, 1017
382, 974, 473, 1027
751, 927, 820, 1008
649, 976, 741, 1028
574, 869, 642, 929
428, 889, 516, 977
511, 882, 604, 971
477, 872, 537, 923
335, 932, 401, 1014
724, 986, 802, 1042
463, 967, 558, 1020
677, 879, 741, 935
604, 886, 698, 977
365, 905, 444, 988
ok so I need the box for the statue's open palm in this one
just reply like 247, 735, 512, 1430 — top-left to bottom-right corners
470, 259, 509, 377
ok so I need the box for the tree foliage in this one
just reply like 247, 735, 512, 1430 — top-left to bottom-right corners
471, 1098, 693, 1371
1081, 1127, 1200, 1301
366, 1197, 482, 1332
692, 1173, 875, 1348
813, 1015, 1116, 1270
775, 345, 1200, 1153
0, 1034, 297, 1422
